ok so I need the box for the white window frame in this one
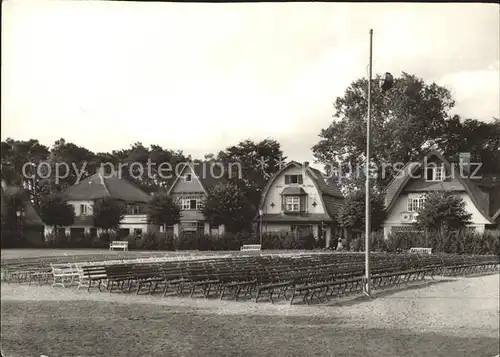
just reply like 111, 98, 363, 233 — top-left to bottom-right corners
180, 197, 201, 210
407, 195, 426, 212
285, 174, 303, 184
80, 204, 88, 216
285, 196, 300, 212
425, 164, 444, 182
180, 199, 191, 210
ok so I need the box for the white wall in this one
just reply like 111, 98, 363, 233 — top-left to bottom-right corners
383, 192, 491, 238
386, 192, 491, 226
62, 200, 154, 233
68, 200, 93, 216
262, 166, 325, 215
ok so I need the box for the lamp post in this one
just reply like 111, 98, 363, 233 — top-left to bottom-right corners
16, 209, 25, 243
364, 29, 393, 297
258, 209, 263, 246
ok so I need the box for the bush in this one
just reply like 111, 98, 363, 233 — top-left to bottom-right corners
212, 232, 247, 250
260, 232, 319, 250
386, 228, 500, 255
1, 229, 19, 248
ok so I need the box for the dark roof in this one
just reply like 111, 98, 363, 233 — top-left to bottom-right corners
261, 213, 333, 223
259, 161, 344, 220
281, 187, 307, 196
309, 167, 344, 198
384, 151, 498, 223
168, 161, 224, 194
475, 174, 500, 189
0, 184, 44, 227
63, 172, 150, 203
493, 209, 500, 222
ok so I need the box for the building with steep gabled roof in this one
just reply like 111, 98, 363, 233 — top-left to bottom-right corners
167, 161, 226, 235
257, 161, 345, 247
54, 169, 154, 238
382, 150, 500, 237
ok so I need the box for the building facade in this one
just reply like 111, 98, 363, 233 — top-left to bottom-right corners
382, 151, 500, 237
258, 161, 345, 248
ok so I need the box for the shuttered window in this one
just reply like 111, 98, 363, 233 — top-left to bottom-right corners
284, 175, 303, 184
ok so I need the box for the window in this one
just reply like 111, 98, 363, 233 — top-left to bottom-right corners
127, 205, 141, 215
407, 196, 426, 212
180, 197, 201, 210
291, 225, 312, 237
180, 199, 190, 210
134, 228, 142, 237
118, 228, 130, 238
425, 164, 444, 182
80, 204, 87, 216
285, 196, 300, 212
181, 221, 198, 232
285, 174, 303, 184
183, 174, 192, 182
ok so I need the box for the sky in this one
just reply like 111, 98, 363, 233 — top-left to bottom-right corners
2, 1, 499, 168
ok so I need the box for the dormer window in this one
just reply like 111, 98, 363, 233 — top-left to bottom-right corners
285, 196, 300, 212
183, 174, 192, 182
425, 164, 444, 182
285, 174, 303, 185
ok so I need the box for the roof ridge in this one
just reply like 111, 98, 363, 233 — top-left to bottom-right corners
98, 171, 111, 197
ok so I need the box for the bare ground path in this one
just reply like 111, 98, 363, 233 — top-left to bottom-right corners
1, 274, 499, 357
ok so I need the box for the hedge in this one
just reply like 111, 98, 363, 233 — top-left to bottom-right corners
345, 229, 499, 255
1, 230, 324, 251
3, 228, 498, 255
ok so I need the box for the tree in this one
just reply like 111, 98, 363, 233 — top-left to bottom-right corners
415, 191, 472, 231
313, 72, 456, 190
39, 193, 75, 232
202, 181, 253, 233
1, 138, 50, 207
216, 138, 286, 229
49, 138, 96, 190
435, 116, 500, 174
337, 190, 386, 232
147, 193, 181, 231
92, 197, 126, 232
1, 188, 26, 246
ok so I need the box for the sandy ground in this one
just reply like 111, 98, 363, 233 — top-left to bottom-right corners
2, 274, 499, 338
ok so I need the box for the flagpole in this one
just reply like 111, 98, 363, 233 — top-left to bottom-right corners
364, 29, 373, 297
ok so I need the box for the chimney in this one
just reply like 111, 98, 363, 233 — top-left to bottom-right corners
303, 161, 309, 168
459, 152, 471, 173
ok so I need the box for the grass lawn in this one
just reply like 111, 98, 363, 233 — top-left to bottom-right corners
1, 300, 498, 357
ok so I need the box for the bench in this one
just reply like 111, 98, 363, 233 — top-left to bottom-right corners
240, 244, 262, 252
79, 265, 108, 291
290, 276, 364, 305
110, 241, 129, 251
409, 247, 432, 255
106, 264, 134, 292
133, 265, 165, 295
51, 263, 79, 288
